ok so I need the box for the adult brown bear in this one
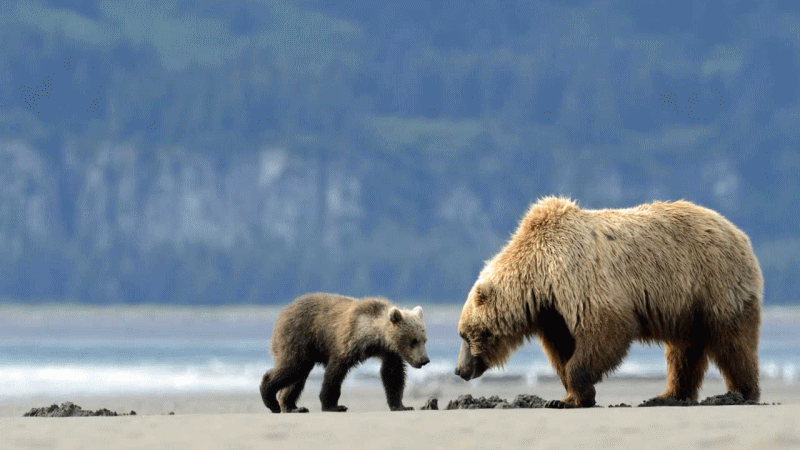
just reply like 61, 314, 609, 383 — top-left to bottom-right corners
454, 197, 763, 408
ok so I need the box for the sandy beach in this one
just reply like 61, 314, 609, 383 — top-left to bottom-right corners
1, 378, 798, 449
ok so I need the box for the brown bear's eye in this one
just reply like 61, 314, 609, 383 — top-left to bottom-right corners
481, 330, 493, 339
410, 339, 419, 347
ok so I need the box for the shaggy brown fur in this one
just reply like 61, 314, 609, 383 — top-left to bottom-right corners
455, 196, 763, 408
260, 293, 429, 413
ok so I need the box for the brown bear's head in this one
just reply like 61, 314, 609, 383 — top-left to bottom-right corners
387, 306, 430, 369
455, 278, 526, 381
455, 197, 576, 381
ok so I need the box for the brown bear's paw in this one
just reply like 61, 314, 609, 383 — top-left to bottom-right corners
390, 405, 414, 411
284, 407, 309, 413
322, 405, 348, 412
561, 392, 596, 408
544, 399, 576, 409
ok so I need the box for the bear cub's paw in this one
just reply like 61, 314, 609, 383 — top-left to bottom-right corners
284, 407, 309, 413
390, 405, 414, 411
322, 405, 348, 412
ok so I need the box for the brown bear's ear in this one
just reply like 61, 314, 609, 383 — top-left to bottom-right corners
475, 282, 492, 306
412, 306, 423, 319
389, 307, 403, 324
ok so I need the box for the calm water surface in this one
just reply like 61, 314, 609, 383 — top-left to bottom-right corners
1, 304, 798, 397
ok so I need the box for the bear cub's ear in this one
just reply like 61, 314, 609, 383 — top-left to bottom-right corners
389, 307, 403, 324
412, 306, 423, 319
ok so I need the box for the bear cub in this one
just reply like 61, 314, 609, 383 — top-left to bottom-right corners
260, 292, 430, 413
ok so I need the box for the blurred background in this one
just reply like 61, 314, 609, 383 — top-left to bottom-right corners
0, 0, 799, 400
0, 0, 798, 307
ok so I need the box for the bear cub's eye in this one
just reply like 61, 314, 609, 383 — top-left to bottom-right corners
481, 330, 493, 339
410, 339, 419, 347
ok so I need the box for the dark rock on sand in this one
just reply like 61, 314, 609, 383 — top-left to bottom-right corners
445, 394, 549, 410
421, 398, 439, 410
439, 391, 780, 410
698, 392, 762, 406
23, 402, 136, 417
639, 392, 775, 407
638, 397, 699, 407
509, 394, 547, 408
446, 394, 508, 410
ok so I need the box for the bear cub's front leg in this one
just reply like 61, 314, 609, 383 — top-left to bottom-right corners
382, 354, 414, 411
320, 363, 350, 412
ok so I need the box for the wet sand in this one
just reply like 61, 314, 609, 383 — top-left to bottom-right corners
1, 378, 798, 449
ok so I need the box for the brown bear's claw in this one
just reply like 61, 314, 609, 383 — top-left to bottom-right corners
544, 400, 575, 409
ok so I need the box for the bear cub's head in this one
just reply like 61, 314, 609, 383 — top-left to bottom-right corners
386, 306, 430, 369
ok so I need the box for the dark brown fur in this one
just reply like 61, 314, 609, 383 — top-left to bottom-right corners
260, 293, 429, 413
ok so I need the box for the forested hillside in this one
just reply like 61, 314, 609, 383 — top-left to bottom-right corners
0, 0, 798, 304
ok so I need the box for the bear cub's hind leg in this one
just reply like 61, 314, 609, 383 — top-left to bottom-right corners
278, 360, 314, 413
260, 365, 301, 414
260, 371, 281, 413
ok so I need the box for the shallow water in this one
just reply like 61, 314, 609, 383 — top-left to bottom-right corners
1, 304, 798, 397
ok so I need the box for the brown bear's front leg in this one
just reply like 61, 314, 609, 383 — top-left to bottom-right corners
536, 306, 576, 392
320, 363, 350, 412
561, 338, 630, 408
562, 371, 598, 408
381, 354, 412, 411
538, 336, 571, 391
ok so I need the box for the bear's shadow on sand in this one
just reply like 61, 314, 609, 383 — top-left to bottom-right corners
423, 392, 780, 410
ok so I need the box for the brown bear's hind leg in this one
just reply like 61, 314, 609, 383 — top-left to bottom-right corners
320, 362, 351, 412
381, 354, 412, 411
708, 327, 761, 402
659, 340, 708, 401
279, 360, 314, 413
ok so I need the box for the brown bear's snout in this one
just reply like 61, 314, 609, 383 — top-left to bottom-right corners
454, 339, 487, 381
